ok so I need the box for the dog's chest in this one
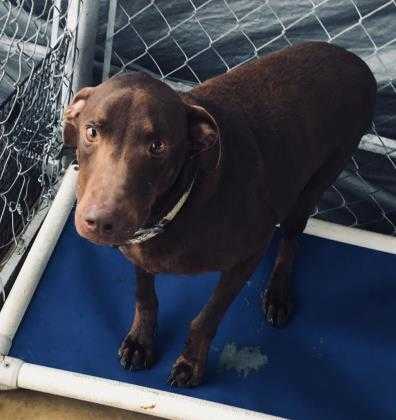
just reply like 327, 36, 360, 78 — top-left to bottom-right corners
119, 241, 208, 274
118, 216, 273, 275
119, 175, 275, 274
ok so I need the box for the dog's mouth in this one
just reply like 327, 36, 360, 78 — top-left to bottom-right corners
75, 212, 142, 248
77, 228, 132, 247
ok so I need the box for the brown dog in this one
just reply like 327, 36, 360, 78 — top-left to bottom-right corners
63, 42, 376, 387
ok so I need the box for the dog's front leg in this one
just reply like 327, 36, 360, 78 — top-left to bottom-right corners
119, 266, 158, 370
168, 253, 263, 387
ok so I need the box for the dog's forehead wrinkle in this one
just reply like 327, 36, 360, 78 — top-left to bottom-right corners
88, 88, 133, 119
140, 118, 155, 135
130, 87, 154, 104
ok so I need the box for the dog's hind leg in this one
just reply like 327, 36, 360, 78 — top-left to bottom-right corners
262, 232, 297, 328
119, 266, 158, 370
263, 148, 355, 327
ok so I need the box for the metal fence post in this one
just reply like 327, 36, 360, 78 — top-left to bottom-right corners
71, 0, 100, 93
60, 0, 100, 170
102, 0, 117, 81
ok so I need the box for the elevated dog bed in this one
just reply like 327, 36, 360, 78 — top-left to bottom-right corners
0, 166, 395, 419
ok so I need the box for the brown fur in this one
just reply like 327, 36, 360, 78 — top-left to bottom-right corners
64, 42, 376, 387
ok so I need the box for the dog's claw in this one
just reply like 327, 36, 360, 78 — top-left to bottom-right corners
166, 374, 176, 387
168, 359, 203, 388
262, 287, 293, 328
265, 303, 275, 324
277, 306, 288, 325
118, 335, 154, 371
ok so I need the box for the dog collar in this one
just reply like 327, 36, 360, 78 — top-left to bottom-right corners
126, 177, 196, 245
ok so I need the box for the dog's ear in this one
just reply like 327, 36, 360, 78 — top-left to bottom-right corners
63, 87, 94, 147
185, 104, 220, 155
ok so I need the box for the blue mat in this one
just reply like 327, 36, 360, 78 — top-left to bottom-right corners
10, 214, 396, 419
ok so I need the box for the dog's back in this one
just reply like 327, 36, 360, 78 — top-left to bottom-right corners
189, 42, 377, 221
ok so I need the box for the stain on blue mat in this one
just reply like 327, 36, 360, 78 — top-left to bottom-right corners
10, 214, 396, 419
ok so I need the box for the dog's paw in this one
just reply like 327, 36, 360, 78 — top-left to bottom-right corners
262, 282, 293, 328
118, 334, 155, 371
167, 355, 204, 388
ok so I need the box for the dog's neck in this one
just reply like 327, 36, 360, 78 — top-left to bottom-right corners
126, 178, 196, 245
126, 155, 198, 244
126, 94, 223, 245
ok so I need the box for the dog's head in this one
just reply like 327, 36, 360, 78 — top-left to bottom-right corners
64, 72, 219, 245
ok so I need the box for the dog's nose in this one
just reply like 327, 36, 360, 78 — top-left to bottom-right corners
83, 208, 114, 235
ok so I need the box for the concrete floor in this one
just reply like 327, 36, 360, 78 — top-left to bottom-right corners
0, 389, 162, 420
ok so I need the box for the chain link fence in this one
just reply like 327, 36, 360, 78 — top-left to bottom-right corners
0, 0, 394, 276
0, 0, 75, 268
102, 0, 396, 235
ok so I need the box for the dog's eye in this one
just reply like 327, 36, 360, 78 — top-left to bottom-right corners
149, 140, 166, 156
86, 126, 98, 141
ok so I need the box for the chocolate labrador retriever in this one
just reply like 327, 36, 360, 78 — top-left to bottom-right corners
63, 42, 376, 387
